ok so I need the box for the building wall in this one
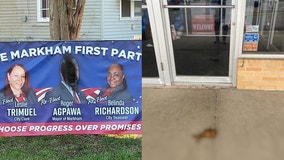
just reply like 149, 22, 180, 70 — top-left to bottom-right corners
101, 0, 141, 40
0, 0, 141, 41
79, 0, 103, 40
0, 0, 42, 41
237, 58, 284, 90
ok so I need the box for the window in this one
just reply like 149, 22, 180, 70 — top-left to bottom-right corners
37, 0, 49, 22
243, 0, 284, 53
121, 0, 142, 19
37, 0, 77, 22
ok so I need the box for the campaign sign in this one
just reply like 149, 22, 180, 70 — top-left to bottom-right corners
243, 33, 259, 51
0, 41, 142, 136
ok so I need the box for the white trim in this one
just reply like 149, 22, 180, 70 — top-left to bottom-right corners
142, 78, 165, 86
146, 0, 174, 85
230, 0, 245, 87
142, 1, 165, 85
174, 76, 232, 84
237, 0, 247, 58
240, 54, 284, 59
37, 0, 49, 22
161, 0, 176, 85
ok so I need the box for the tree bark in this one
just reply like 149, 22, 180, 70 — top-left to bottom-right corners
49, 0, 86, 40
71, 0, 86, 40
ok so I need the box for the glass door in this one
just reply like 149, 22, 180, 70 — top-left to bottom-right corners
164, 0, 235, 84
142, 3, 159, 77
143, 0, 173, 85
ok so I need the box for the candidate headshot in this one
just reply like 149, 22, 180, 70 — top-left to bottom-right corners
44, 55, 87, 104
0, 64, 38, 105
99, 63, 133, 103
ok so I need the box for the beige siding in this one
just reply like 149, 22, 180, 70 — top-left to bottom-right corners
0, 0, 141, 41
0, 0, 103, 41
80, 0, 103, 40
0, 0, 38, 41
102, 0, 141, 40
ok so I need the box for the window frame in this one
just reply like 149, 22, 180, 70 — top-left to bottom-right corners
241, 0, 284, 56
37, 0, 77, 22
37, 0, 50, 22
120, 0, 142, 20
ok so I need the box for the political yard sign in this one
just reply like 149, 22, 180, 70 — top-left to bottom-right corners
0, 41, 142, 136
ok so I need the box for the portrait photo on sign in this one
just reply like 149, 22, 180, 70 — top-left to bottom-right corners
0, 41, 142, 136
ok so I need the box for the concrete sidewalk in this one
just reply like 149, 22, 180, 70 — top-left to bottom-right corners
142, 87, 284, 160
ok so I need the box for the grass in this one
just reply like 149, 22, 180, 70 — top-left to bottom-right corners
0, 134, 142, 160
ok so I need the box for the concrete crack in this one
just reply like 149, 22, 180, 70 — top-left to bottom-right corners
213, 89, 218, 130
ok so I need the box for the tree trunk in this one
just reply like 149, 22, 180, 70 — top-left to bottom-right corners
49, 0, 86, 40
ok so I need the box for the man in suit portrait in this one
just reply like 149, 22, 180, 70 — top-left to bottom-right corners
44, 55, 87, 105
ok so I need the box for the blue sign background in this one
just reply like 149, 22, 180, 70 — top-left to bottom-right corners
244, 33, 259, 42
0, 41, 142, 99
0, 41, 142, 135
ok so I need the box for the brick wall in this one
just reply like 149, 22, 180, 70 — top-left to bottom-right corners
237, 58, 284, 90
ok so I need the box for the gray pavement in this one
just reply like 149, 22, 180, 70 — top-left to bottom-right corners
142, 87, 284, 160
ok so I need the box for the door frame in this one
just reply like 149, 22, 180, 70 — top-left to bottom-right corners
142, 0, 173, 86
143, 0, 243, 87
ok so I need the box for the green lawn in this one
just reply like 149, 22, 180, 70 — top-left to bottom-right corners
0, 134, 141, 160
